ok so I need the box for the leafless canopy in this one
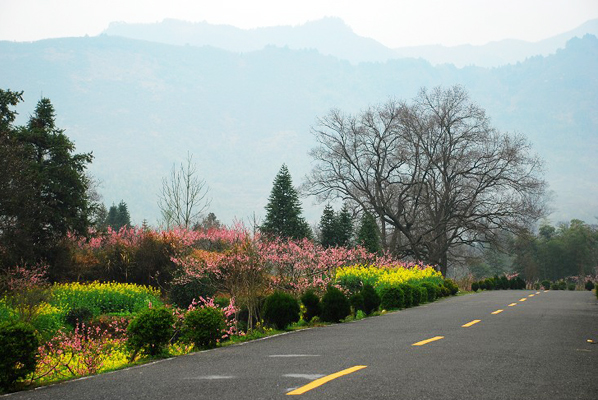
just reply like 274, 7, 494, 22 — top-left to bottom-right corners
158, 153, 211, 230
304, 86, 547, 275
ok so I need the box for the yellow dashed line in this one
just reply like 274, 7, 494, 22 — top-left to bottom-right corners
286, 366, 367, 395
491, 309, 504, 315
412, 336, 445, 346
519, 298, 527, 302
462, 320, 481, 328
508, 303, 517, 307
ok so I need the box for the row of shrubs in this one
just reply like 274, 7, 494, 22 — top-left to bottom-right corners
471, 275, 527, 292
541, 279, 595, 291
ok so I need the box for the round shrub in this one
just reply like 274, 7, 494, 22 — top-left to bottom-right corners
421, 282, 437, 303
567, 283, 576, 291
471, 282, 479, 292
584, 281, 594, 291
300, 289, 321, 322
183, 307, 225, 349
410, 284, 423, 306
550, 282, 560, 290
380, 287, 404, 310
399, 284, 414, 307
541, 280, 551, 290
484, 278, 495, 290
349, 293, 365, 315
499, 276, 509, 290
361, 284, 381, 315
263, 291, 300, 330
558, 281, 567, 290
440, 285, 450, 297
444, 279, 459, 295
418, 286, 428, 303
320, 286, 351, 323
534, 282, 541, 290
478, 281, 486, 290
0, 322, 39, 391
127, 307, 175, 357
514, 277, 527, 289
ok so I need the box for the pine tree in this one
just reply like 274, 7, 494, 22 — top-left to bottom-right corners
116, 200, 131, 229
261, 164, 312, 240
357, 213, 382, 254
319, 204, 337, 247
335, 204, 353, 247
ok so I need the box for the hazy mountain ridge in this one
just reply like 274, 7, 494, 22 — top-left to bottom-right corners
103, 17, 598, 67
0, 34, 596, 226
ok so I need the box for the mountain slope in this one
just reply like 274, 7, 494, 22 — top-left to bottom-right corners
0, 35, 595, 225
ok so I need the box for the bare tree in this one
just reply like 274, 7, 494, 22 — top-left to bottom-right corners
304, 86, 547, 275
158, 153, 211, 230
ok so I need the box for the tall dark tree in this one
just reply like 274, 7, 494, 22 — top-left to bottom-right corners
319, 204, 337, 248
103, 200, 131, 231
335, 204, 353, 247
357, 213, 382, 254
0, 91, 93, 271
261, 164, 311, 240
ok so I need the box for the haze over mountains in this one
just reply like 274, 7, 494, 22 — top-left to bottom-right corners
1, 18, 596, 226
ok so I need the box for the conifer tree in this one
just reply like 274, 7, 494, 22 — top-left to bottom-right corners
335, 204, 353, 247
319, 204, 337, 247
261, 164, 312, 240
357, 213, 382, 254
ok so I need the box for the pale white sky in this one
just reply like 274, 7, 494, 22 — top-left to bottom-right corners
1, 0, 598, 47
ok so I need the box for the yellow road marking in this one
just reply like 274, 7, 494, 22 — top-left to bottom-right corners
412, 336, 445, 346
519, 298, 527, 302
462, 319, 481, 328
508, 303, 517, 307
544, 290, 550, 292
535, 291, 540, 294
528, 294, 535, 297
286, 366, 367, 395
491, 309, 504, 315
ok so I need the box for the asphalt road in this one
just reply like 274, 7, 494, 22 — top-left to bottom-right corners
5, 290, 597, 400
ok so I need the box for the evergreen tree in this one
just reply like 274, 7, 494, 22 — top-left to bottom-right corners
116, 200, 131, 229
357, 213, 382, 254
335, 204, 353, 247
261, 164, 312, 240
319, 204, 337, 248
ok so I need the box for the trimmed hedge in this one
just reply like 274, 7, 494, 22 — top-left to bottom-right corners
320, 286, 351, 323
183, 307, 225, 349
0, 322, 39, 391
127, 307, 175, 357
263, 291, 300, 330
300, 290, 321, 322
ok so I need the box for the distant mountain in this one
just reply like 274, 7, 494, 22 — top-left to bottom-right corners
0, 34, 596, 226
103, 17, 598, 68
394, 19, 598, 67
103, 17, 398, 64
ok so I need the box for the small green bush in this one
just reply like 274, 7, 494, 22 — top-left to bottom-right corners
0, 322, 39, 391
320, 286, 351, 323
410, 284, 422, 306
584, 281, 594, 291
514, 277, 527, 289
127, 307, 175, 358
484, 278, 495, 290
471, 282, 479, 292
550, 282, 560, 290
558, 281, 567, 290
64, 307, 94, 328
443, 279, 459, 295
541, 280, 551, 290
300, 290, 321, 322
263, 291, 300, 330
478, 281, 486, 290
349, 293, 365, 315
418, 286, 428, 303
567, 283, 576, 291
534, 282, 541, 290
361, 284, 380, 315
421, 282, 437, 303
399, 284, 413, 307
183, 307, 225, 349
380, 287, 404, 310
499, 276, 509, 290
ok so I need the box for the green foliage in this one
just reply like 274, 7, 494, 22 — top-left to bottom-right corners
584, 281, 594, 291
300, 290, 321, 322
360, 284, 381, 315
168, 278, 216, 309
64, 307, 94, 328
260, 164, 312, 240
443, 279, 459, 295
558, 281, 567, 290
319, 204, 353, 248
541, 280, 551, 290
263, 291, 300, 330
126, 307, 175, 357
356, 213, 382, 254
471, 282, 479, 292
349, 293, 365, 314
379, 286, 404, 310
550, 282, 560, 290
320, 286, 351, 323
104, 200, 131, 231
0, 322, 39, 391
567, 283, 576, 291
182, 307, 225, 349
399, 284, 414, 307
420, 282, 438, 303
418, 286, 429, 303
0, 92, 94, 273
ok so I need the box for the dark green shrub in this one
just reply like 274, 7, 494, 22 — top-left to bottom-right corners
263, 291, 300, 330
421, 282, 437, 303
168, 278, 215, 309
484, 278, 495, 290
558, 281, 567, 290
515, 277, 527, 289
567, 283, 576, 291
399, 284, 414, 307
550, 282, 560, 290
379, 287, 404, 310
349, 293, 365, 315
0, 322, 39, 391
409, 285, 422, 306
478, 281, 486, 290
300, 290, 321, 322
440, 285, 450, 297
471, 282, 479, 292
320, 286, 350, 323
443, 279, 459, 295
183, 307, 225, 349
584, 281, 594, 291
127, 307, 175, 357
64, 307, 94, 327
360, 284, 381, 315
541, 280, 551, 290
418, 286, 428, 303
534, 282, 541, 290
